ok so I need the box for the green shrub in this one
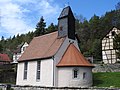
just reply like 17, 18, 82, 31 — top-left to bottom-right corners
10, 88, 14, 90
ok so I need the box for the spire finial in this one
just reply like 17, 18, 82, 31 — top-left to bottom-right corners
64, 2, 70, 7
68, 2, 69, 6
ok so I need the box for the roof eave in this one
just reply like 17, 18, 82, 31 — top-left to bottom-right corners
56, 65, 94, 67
58, 15, 68, 20
18, 56, 53, 62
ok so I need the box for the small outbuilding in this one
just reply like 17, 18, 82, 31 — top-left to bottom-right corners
0, 53, 11, 64
12, 42, 28, 63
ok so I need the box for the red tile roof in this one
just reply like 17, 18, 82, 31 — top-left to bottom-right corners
19, 31, 65, 61
0, 54, 11, 62
57, 44, 93, 67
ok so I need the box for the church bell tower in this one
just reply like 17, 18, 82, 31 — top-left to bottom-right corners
58, 6, 75, 40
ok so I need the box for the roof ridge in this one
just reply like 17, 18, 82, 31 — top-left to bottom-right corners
35, 31, 58, 39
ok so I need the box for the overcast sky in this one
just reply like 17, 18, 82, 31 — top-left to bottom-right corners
0, 0, 119, 38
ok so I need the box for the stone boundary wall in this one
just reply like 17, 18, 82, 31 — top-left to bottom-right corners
92, 64, 120, 72
0, 84, 120, 90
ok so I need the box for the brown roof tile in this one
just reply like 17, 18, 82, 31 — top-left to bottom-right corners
19, 31, 65, 61
0, 53, 11, 62
57, 44, 93, 67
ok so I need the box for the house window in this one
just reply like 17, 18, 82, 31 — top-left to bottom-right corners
36, 61, 41, 80
106, 36, 109, 38
23, 62, 28, 80
73, 68, 79, 79
111, 31, 115, 36
83, 72, 86, 79
23, 47, 26, 51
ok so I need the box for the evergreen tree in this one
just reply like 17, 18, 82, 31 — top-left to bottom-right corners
47, 23, 57, 33
91, 39, 102, 61
89, 14, 101, 39
12, 35, 16, 40
1, 36, 4, 42
75, 14, 86, 23
34, 16, 46, 36
0, 43, 3, 53
25, 31, 34, 43
1, 36, 6, 53
115, 2, 120, 10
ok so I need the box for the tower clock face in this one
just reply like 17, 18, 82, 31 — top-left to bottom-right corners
58, 18, 68, 38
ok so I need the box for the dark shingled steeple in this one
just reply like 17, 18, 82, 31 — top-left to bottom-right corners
58, 6, 75, 40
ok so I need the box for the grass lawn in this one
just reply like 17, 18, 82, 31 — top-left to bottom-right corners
93, 72, 120, 87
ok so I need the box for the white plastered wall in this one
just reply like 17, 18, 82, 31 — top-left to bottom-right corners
13, 53, 21, 63
57, 67, 93, 87
54, 37, 79, 86
16, 58, 53, 86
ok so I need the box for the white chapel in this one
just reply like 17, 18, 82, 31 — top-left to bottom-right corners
16, 6, 93, 87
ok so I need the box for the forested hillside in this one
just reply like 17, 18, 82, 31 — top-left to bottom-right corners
76, 11, 120, 61
75, 3, 120, 62
0, 3, 120, 61
0, 16, 57, 59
